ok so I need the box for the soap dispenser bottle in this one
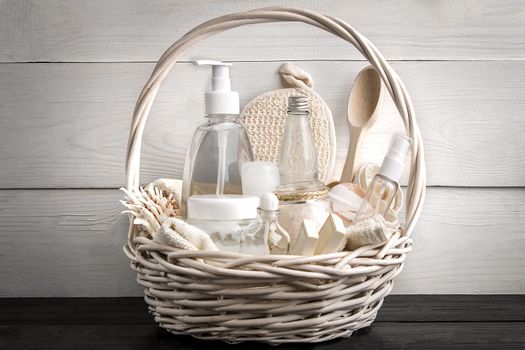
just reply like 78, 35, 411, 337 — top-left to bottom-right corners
181, 60, 254, 214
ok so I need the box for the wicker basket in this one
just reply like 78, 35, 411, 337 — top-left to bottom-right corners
124, 7, 426, 344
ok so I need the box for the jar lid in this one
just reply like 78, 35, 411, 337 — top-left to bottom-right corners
187, 195, 259, 221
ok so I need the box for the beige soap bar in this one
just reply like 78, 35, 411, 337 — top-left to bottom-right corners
290, 220, 319, 256
315, 214, 347, 255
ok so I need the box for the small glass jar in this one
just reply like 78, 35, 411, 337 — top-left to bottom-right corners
186, 218, 258, 253
186, 195, 259, 253
240, 193, 290, 256
277, 195, 330, 246
239, 214, 268, 256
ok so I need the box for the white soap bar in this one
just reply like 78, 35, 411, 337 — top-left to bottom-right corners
315, 213, 347, 255
290, 220, 319, 256
329, 183, 366, 226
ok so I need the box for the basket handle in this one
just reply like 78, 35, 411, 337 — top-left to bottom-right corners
125, 6, 426, 237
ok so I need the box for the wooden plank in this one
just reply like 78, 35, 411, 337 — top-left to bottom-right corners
0, 188, 523, 297
381, 295, 525, 322
351, 323, 525, 350
0, 298, 153, 325
1, 0, 525, 62
1, 322, 524, 349
1, 61, 524, 188
396, 187, 525, 294
0, 189, 139, 297
1, 296, 523, 325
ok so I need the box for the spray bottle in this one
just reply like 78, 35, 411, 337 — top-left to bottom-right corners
355, 134, 411, 221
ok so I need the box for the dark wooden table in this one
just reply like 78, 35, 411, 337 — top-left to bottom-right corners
1, 296, 524, 349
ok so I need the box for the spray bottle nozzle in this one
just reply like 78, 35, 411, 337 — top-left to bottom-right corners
193, 60, 239, 115
379, 134, 412, 182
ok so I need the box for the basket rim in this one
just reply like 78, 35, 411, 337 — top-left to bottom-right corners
125, 229, 412, 279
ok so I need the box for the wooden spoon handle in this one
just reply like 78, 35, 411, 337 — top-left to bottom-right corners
340, 127, 364, 183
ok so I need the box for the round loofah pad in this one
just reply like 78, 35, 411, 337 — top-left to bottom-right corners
240, 87, 336, 182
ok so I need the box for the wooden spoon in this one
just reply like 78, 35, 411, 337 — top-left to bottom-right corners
339, 66, 384, 183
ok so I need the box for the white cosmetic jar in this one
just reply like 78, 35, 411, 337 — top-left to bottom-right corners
186, 195, 260, 253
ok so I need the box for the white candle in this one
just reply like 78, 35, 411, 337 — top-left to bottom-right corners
241, 161, 280, 197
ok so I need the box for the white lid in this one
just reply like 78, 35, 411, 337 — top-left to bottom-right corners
259, 192, 279, 211
194, 60, 240, 115
379, 134, 411, 182
187, 194, 259, 220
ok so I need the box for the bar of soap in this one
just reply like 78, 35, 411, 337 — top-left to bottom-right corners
328, 183, 366, 226
290, 220, 319, 256
315, 213, 347, 255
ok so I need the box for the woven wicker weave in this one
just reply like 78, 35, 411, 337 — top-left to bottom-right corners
124, 7, 426, 344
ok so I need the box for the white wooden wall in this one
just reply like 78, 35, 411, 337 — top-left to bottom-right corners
1, 0, 524, 297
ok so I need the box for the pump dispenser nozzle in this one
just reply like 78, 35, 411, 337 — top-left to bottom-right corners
378, 134, 411, 182
194, 60, 239, 115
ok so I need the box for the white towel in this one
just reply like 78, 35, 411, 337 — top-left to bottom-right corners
154, 218, 218, 251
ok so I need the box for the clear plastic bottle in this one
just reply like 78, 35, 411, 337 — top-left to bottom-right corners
355, 135, 411, 221
181, 61, 253, 215
182, 116, 253, 196
278, 96, 325, 193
